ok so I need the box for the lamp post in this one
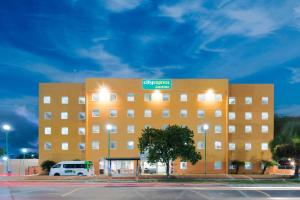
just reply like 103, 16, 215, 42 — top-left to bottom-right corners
203, 124, 209, 175
2, 124, 12, 174
21, 148, 27, 176
106, 124, 112, 176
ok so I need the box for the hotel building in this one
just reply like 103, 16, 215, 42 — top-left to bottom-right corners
39, 78, 274, 175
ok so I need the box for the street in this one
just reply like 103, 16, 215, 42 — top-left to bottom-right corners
0, 182, 300, 200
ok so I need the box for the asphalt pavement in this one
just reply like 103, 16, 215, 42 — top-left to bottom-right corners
1, 182, 300, 200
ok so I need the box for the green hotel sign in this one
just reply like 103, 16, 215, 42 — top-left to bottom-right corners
142, 79, 172, 90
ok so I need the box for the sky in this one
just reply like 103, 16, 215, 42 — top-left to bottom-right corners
0, 0, 300, 155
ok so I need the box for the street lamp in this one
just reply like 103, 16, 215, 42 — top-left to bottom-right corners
203, 124, 209, 175
106, 124, 112, 176
21, 148, 27, 175
2, 124, 12, 174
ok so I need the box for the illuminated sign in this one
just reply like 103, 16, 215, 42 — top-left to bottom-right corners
142, 79, 172, 90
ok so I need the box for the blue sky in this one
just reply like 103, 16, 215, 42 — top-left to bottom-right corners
0, 0, 300, 154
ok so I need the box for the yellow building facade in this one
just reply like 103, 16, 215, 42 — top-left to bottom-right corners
39, 79, 274, 175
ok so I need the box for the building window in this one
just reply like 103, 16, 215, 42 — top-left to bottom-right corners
44, 142, 52, 150
162, 109, 170, 118
228, 125, 236, 134
180, 93, 187, 102
228, 97, 236, 105
44, 112, 52, 120
245, 112, 252, 120
214, 161, 222, 170
180, 162, 187, 170
245, 143, 252, 151
162, 125, 168, 130
197, 125, 208, 134
180, 109, 188, 118
245, 97, 252, 104
61, 112, 68, 120
261, 143, 268, 151
162, 93, 170, 102
110, 141, 117, 149
127, 125, 135, 134
262, 112, 269, 120
215, 110, 222, 118
197, 110, 205, 118
92, 109, 100, 117
43, 96, 51, 104
127, 109, 135, 118
127, 141, 134, 150
245, 125, 252, 133
61, 143, 68, 150
107, 125, 117, 133
229, 143, 236, 151
197, 94, 205, 102
144, 93, 152, 102
127, 93, 134, 102
109, 109, 118, 118
229, 112, 236, 120
91, 93, 99, 101
92, 125, 100, 134
78, 96, 85, 104
44, 127, 51, 135
61, 127, 68, 135
79, 112, 85, 120
144, 109, 152, 118
79, 143, 85, 151
110, 93, 117, 102
78, 127, 85, 135
215, 94, 222, 102
197, 141, 205, 150
261, 125, 269, 133
262, 97, 269, 105
215, 125, 222, 134
92, 141, 99, 150
245, 162, 252, 170
61, 96, 69, 104
215, 141, 222, 150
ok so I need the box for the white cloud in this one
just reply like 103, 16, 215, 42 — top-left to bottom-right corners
0, 96, 38, 125
104, 0, 143, 12
288, 67, 300, 84
159, 1, 203, 23
276, 105, 300, 117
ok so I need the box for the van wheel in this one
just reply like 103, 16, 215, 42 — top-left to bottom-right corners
54, 173, 60, 176
77, 173, 83, 176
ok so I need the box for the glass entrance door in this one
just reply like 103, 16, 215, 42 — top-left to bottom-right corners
111, 160, 134, 176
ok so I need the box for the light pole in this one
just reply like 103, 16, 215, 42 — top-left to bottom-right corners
203, 124, 209, 175
21, 148, 27, 175
2, 124, 12, 174
106, 124, 112, 176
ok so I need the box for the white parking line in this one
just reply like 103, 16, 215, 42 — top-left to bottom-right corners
61, 187, 83, 197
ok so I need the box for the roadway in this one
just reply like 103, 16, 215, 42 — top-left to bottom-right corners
0, 181, 300, 199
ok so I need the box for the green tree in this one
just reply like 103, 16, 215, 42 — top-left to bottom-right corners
0, 148, 4, 156
231, 160, 244, 174
138, 125, 201, 177
41, 160, 56, 174
260, 160, 277, 174
271, 119, 300, 178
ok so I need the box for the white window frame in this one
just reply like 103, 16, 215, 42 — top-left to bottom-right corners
180, 109, 188, 118
215, 94, 222, 102
109, 109, 118, 118
127, 141, 134, 150
180, 162, 187, 170
92, 141, 99, 150
215, 109, 222, 118
162, 109, 170, 118
228, 97, 236, 105
61, 96, 69, 104
144, 109, 152, 118
197, 141, 205, 150
229, 143, 236, 151
61, 127, 68, 135
61, 142, 68, 151
61, 112, 68, 120
245, 112, 252, 120
197, 110, 205, 118
215, 141, 222, 150
197, 94, 205, 102
144, 93, 152, 102
78, 112, 86, 120
214, 161, 222, 170
44, 142, 52, 150
228, 125, 236, 134
215, 125, 222, 134
78, 143, 85, 151
110, 141, 117, 150
229, 112, 236, 120
78, 127, 86, 135
44, 112, 52, 120
262, 97, 269, 105
180, 93, 187, 102
261, 125, 269, 133
262, 112, 269, 120
245, 162, 252, 170
44, 127, 51, 135
92, 109, 100, 117
245, 97, 252, 105
261, 143, 269, 151
127, 125, 135, 134
43, 96, 51, 104
127, 109, 135, 118
162, 93, 170, 102
91, 93, 99, 101
92, 125, 100, 134
78, 96, 85, 104
127, 93, 134, 102
245, 125, 252, 133
110, 93, 117, 102
245, 143, 252, 151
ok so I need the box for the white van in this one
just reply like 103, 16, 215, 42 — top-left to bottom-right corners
49, 161, 94, 176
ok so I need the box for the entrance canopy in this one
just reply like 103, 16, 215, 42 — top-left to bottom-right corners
104, 157, 140, 161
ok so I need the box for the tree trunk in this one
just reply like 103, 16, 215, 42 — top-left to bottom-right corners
166, 162, 170, 178
235, 166, 239, 174
262, 166, 267, 174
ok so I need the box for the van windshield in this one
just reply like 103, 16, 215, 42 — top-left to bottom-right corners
52, 164, 61, 168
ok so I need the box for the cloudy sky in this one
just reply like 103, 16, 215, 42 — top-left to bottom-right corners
0, 0, 300, 154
